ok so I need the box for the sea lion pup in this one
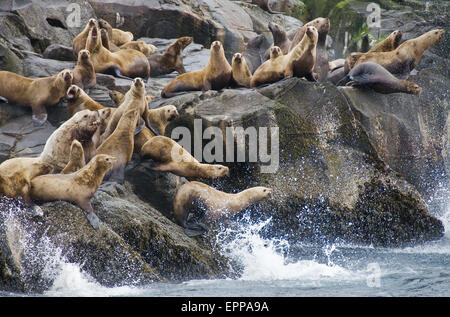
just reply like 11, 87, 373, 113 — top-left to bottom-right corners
148, 37, 193, 77
343, 62, 422, 95
120, 41, 157, 57
101, 78, 147, 141
31, 154, 116, 229
250, 26, 318, 87
231, 53, 252, 88
243, 34, 265, 74
173, 181, 273, 236
98, 18, 134, 46
96, 108, 138, 182
140, 136, 229, 179
368, 30, 403, 53
85, 25, 150, 80
73, 18, 97, 56
263, 22, 291, 61
0, 157, 54, 206
345, 29, 445, 78
161, 41, 232, 98
146, 105, 179, 136
61, 140, 85, 174
39, 110, 100, 170
72, 49, 96, 91
0, 69, 73, 126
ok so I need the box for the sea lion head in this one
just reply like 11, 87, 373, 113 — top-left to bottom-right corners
162, 105, 179, 122
205, 164, 230, 178
392, 30, 403, 48
88, 18, 97, 28
78, 49, 91, 63
131, 77, 146, 97
57, 69, 73, 88
108, 90, 123, 105
268, 22, 286, 42
178, 36, 193, 49
306, 26, 319, 42
66, 85, 81, 101
73, 109, 101, 137
432, 29, 445, 42
249, 186, 273, 202
247, 34, 265, 49
211, 41, 224, 54
97, 18, 112, 32
86, 25, 101, 52
94, 154, 117, 171
308, 17, 330, 36
270, 46, 282, 59
232, 53, 243, 64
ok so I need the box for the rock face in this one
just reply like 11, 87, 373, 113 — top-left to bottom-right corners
0, 0, 448, 293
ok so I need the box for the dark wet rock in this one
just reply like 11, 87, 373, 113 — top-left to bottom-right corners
43, 44, 76, 61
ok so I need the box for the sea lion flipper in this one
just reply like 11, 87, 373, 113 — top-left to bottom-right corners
305, 73, 317, 82
85, 211, 100, 229
135, 117, 145, 135
148, 123, 161, 136
0, 96, 8, 103
183, 220, 209, 237
32, 111, 48, 127
108, 66, 133, 80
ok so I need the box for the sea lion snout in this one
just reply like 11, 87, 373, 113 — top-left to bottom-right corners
233, 53, 242, 62
211, 41, 222, 50
67, 85, 79, 99
133, 77, 144, 87
79, 49, 90, 59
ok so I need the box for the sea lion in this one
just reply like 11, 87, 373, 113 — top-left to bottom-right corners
289, 17, 330, 81
0, 69, 73, 126
120, 41, 157, 57
368, 30, 403, 53
231, 53, 252, 88
161, 41, 232, 98
30, 154, 116, 229
134, 127, 155, 154
86, 25, 150, 79
173, 181, 272, 236
345, 29, 445, 78
342, 62, 422, 94
39, 109, 100, 170
140, 136, 229, 179
96, 108, 138, 182
61, 140, 85, 174
72, 49, 96, 90
73, 18, 97, 56
108, 89, 153, 107
263, 22, 291, 61
328, 58, 345, 71
98, 18, 134, 46
0, 157, 54, 206
250, 26, 318, 87
251, 0, 282, 14
146, 105, 179, 136
101, 78, 147, 141
243, 34, 265, 74
148, 37, 193, 77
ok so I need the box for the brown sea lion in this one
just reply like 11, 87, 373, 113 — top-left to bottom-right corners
100, 28, 120, 52
263, 22, 291, 61
98, 18, 134, 46
173, 181, 272, 236
86, 25, 150, 79
343, 62, 422, 94
72, 49, 96, 90
73, 18, 97, 56
96, 108, 138, 182
0, 69, 73, 126
368, 30, 403, 53
61, 140, 86, 174
146, 105, 179, 136
101, 78, 147, 141
134, 127, 155, 154
39, 109, 100, 170
148, 37, 193, 77
30, 154, 116, 229
345, 29, 445, 78
0, 157, 54, 206
289, 17, 330, 81
250, 26, 318, 87
161, 41, 232, 98
120, 41, 157, 57
108, 89, 153, 107
231, 53, 252, 88
140, 136, 229, 179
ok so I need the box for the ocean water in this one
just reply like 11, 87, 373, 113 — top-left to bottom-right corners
1, 187, 449, 298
